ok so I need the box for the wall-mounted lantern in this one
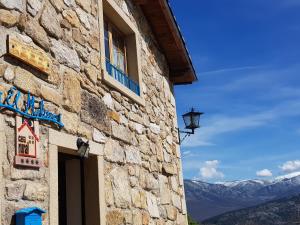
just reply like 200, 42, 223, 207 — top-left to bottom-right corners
77, 138, 90, 158
178, 108, 203, 144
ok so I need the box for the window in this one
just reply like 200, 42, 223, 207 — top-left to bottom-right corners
104, 20, 127, 74
104, 19, 140, 97
100, 0, 144, 106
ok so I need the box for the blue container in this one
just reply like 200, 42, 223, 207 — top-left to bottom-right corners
15, 207, 46, 225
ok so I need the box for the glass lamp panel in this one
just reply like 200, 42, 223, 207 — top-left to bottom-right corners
183, 113, 192, 129
191, 113, 200, 129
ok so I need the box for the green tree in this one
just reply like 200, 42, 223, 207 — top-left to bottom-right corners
188, 214, 201, 225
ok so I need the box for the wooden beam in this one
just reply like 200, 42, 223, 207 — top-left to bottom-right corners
132, 0, 150, 5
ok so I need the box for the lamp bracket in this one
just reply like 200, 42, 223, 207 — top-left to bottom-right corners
177, 128, 195, 145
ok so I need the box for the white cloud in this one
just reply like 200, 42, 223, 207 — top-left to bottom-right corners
200, 160, 224, 179
280, 160, 300, 173
201, 65, 262, 76
182, 150, 191, 157
256, 169, 273, 177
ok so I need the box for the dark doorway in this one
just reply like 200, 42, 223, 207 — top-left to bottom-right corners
58, 153, 84, 225
58, 152, 100, 225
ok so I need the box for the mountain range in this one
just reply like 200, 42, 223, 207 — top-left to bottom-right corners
184, 172, 300, 222
203, 194, 300, 225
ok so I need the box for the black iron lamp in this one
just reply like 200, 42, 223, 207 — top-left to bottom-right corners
77, 138, 90, 158
178, 108, 203, 144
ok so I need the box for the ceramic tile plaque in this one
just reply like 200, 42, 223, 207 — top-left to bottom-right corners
7, 36, 52, 74
15, 117, 42, 168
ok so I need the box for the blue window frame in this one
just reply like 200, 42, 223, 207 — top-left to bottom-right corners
106, 60, 140, 96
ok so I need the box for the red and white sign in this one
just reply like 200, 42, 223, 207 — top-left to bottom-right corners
14, 117, 42, 168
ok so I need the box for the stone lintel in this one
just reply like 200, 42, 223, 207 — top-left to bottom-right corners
49, 128, 104, 156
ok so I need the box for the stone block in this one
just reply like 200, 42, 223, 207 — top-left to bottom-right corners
134, 122, 144, 134
63, 0, 75, 7
41, 85, 62, 106
23, 182, 48, 201
111, 121, 132, 144
125, 147, 142, 165
11, 167, 43, 180
145, 174, 159, 191
5, 182, 25, 201
84, 64, 98, 83
14, 67, 41, 96
3, 66, 15, 82
49, 0, 65, 12
133, 211, 142, 225
75, 7, 90, 30
93, 128, 107, 143
131, 188, 141, 208
165, 205, 177, 221
159, 175, 171, 205
61, 110, 79, 134
0, 0, 25, 11
170, 176, 179, 192
63, 70, 81, 112
62, 9, 80, 28
142, 212, 150, 225
20, 15, 51, 50
149, 123, 160, 134
146, 192, 160, 218
102, 93, 113, 109
72, 28, 86, 45
107, 111, 120, 123
104, 180, 114, 206
171, 193, 182, 210
40, 3, 62, 39
75, 0, 91, 13
140, 191, 147, 209
124, 210, 133, 224
110, 167, 131, 208
104, 139, 125, 163
27, 0, 43, 16
51, 39, 80, 71
162, 163, 177, 176
81, 90, 111, 134
0, 9, 19, 27
106, 210, 125, 225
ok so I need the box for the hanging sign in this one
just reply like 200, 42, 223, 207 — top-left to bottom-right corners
15, 117, 41, 168
0, 86, 64, 128
7, 36, 52, 74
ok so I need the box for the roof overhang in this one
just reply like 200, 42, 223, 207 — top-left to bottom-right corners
133, 0, 197, 85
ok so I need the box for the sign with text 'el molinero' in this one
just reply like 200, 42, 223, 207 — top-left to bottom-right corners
7, 36, 52, 75
0, 86, 64, 128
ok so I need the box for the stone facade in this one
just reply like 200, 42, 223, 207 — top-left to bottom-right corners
0, 0, 188, 225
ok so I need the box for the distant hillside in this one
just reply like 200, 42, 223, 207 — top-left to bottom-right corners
184, 172, 300, 221
203, 194, 300, 225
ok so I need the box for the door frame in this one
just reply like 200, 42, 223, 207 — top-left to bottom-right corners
48, 129, 106, 225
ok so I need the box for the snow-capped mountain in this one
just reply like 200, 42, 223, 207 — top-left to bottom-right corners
184, 173, 300, 222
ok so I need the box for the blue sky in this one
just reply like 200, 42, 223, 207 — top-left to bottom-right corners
171, 0, 300, 182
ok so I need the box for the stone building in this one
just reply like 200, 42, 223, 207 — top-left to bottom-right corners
0, 0, 197, 224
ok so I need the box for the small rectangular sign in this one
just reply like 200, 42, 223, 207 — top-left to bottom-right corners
15, 117, 42, 168
7, 36, 52, 75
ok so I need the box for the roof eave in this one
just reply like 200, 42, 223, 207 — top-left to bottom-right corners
133, 0, 198, 85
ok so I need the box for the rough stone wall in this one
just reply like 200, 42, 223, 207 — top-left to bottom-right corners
0, 0, 187, 224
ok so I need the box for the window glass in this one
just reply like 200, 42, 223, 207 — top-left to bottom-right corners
104, 21, 110, 60
104, 20, 127, 74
